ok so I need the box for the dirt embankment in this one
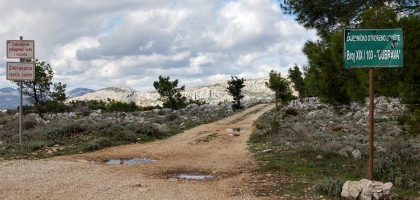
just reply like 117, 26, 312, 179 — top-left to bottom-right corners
0, 104, 275, 200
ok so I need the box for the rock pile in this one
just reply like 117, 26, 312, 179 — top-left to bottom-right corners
341, 179, 393, 200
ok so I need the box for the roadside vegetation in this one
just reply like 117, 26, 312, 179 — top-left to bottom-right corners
0, 98, 263, 160
249, 99, 420, 199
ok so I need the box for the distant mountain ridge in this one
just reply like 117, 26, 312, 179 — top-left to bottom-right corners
67, 77, 276, 107
0, 87, 32, 110
67, 88, 96, 98
0, 87, 95, 110
1, 76, 280, 110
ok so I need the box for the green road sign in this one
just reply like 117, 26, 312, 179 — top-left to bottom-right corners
344, 29, 403, 68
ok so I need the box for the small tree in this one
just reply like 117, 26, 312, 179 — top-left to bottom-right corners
11, 59, 54, 118
50, 82, 67, 112
153, 76, 187, 110
227, 76, 245, 109
288, 65, 306, 102
265, 70, 294, 111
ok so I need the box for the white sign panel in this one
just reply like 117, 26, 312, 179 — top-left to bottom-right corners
6, 62, 35, 81
6, 40, 35, 59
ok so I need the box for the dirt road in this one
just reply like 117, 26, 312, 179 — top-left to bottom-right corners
0, 104, 275, 200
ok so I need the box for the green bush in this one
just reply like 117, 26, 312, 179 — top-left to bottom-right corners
374, 140, 420, 190
136, 124, 155, 136
0, 115, 9, 126
23, 117, 38, 130
64, 122, 87, 136
87, 100, 107, 110
270, 117, 281, 134
83, 137, 112, 151
88, 122, 112, 132
21, 141, 46, 152
285, 108, 298, 116
102, 124, 123, 137
314, 178, 345, 197
123, 130, 138, 142
45, 127, 64, 140
165, 113, 179, 121
232, 104, 244, 110
157, 109, 165, 116
106, 101, 139, 112
11, 131, 33, 143
43, 122, 87, 140
407, 109, 420, 136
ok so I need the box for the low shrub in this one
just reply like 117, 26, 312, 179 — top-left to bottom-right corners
123, 130, 138, 142
375, 139, 420, 190
102, 124, 123, 138
88, 122, 112, 132
21, 141, 46, 152
42, 122, 87, 140
23, 117, 38, 130
314, 178, 345, 197
0, 115, 9, 126
285, 108, 298, 116
83, 137, 112, 151
165, 113, 179, 121
232, 104, 244, 110
136, 124, 155, 136
64, 122, 87, 136
1, 118, 19, 135
45, 127, 65, 140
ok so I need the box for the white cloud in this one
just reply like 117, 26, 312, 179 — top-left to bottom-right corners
0, 0, 317, 92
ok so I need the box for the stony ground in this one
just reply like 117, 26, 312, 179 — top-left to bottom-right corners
0, 104, 278, 200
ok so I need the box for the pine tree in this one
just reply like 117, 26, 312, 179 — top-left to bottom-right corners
265, 70, 294, 111
226, 76, 245, 110
288, 65, 306, 102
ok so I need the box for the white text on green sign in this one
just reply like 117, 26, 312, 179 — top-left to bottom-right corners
343, 29, 403, 68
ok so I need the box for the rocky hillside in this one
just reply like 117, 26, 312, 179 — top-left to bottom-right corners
67, 88, 96, 98
67, 77, 277, 107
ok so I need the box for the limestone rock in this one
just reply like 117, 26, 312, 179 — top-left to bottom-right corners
341, 146, 354, 152
341, 179, 370, 200
262, 149, 272, 153
89, 112, 101, 119
341, 179, 393, 200
352, 150, 362, 160
337, 149, 349, 157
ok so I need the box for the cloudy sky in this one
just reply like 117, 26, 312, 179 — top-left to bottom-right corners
0, 0, 317, 92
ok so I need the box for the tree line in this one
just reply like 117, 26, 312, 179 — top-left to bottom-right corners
279, 0, 420, 107
279, 0, 420, 135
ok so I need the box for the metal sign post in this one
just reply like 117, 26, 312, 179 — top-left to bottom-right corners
5, 36, 35, 144
369, 68, 374, 180
343, 29, 404, 181
19, 36, 23, 145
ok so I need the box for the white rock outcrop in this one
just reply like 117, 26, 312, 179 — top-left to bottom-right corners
66, 77, 276, 107
341, 179, 393, 200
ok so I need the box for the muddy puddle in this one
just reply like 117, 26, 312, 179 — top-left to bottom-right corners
90, 158, 157, 165
225, 128, 248, 132
176, 173, 215, 180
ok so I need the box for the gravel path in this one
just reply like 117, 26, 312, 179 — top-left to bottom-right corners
0, 104, 275, 200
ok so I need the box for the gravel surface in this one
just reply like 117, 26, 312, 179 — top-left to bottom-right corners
0, 104, 275, 200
